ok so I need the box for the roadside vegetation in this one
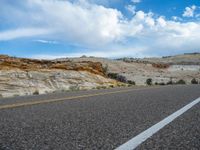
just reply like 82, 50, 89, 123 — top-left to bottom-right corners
191, 78, 198, 84
176, 79, 186, 84
146, 78, 152, 86
107, 73, 135, 86
147, 78, 191, 86
33, 90, 39, 95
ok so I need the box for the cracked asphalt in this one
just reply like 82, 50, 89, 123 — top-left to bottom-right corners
0, 85, 199, 150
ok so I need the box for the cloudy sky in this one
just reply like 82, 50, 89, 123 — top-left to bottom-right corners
0, 0, 200, 59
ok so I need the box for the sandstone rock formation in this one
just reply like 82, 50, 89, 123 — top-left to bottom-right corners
0, 55, 118, 98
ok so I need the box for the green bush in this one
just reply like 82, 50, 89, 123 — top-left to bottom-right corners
176, 79, 186, 85
191, 78, 198, 84
146, 78, 152, 85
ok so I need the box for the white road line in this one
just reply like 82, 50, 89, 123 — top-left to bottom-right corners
116, 97, 200, 150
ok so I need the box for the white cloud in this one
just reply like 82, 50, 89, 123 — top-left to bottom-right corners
183, 5, 196, 17
157, 17, 167, 27
0, 28, 50, 41
126, 5, 136, 15
131, 0, 141, 4
34, 40, 59, 44
1, 0, 200, 57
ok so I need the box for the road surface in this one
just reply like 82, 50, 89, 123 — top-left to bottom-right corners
0, 85, 199, 150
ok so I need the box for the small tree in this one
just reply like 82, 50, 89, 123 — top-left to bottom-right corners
191, 78, 198, 84
146, 78, 152, 86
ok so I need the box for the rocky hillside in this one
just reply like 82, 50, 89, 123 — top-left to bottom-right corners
0, 55, 119, 98
1, 53, 199, 98
119, 53, 200, 65
58, 53, 200, 86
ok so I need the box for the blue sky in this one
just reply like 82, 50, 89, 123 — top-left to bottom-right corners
0, 0, 200, 59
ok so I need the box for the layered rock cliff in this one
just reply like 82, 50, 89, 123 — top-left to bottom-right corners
0, 55, 118, 98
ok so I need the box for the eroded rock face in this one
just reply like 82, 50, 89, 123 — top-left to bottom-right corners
0, 55, 105, 76
0, 70, 117, 97
0, 56, 118, 98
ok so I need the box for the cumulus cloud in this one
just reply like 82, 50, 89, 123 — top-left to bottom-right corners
183, 5, 196, 17
0, 0, 200, 57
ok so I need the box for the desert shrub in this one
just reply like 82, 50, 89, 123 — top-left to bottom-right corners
96, 86, 102, 90
33, 90, 39, 95
191, 78, 198, 84
108, 73, 118, 79
127, 80, 135, 85
96, 86, 107, 89
167, 80, 174, 85
101, 86, 107, 89
155, 82, 158, 85
109, 85, 114, 88
0, 94, 3, 98
69, 86, 80, 91
117, 75, 127, 83
146, 78, 152, 86
176, 79, 186, 85
108, 73, 127, 83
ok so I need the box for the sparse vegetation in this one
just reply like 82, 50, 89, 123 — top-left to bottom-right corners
96, 86, 107, 89
116, 75, 127, 83
158, 82, 165, 86
166, 80, 174, 85
146, 78, 152, 86
127, 80, 136, 85
107, 73, 127, 83
107, 73, 118, 79
69, 86, 80, 91
176, 79, 186, 85
109, 85, 114, 88
191, 78, 198, 84
33, 90, 39, 95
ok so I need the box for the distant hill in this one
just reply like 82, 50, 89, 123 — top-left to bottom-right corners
117, 53, 200, 65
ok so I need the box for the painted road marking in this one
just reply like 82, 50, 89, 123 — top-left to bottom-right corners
0, 86, 161, 110
116, 97, 200, 150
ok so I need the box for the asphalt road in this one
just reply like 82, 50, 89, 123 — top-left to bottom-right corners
0, 85, 199, 150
